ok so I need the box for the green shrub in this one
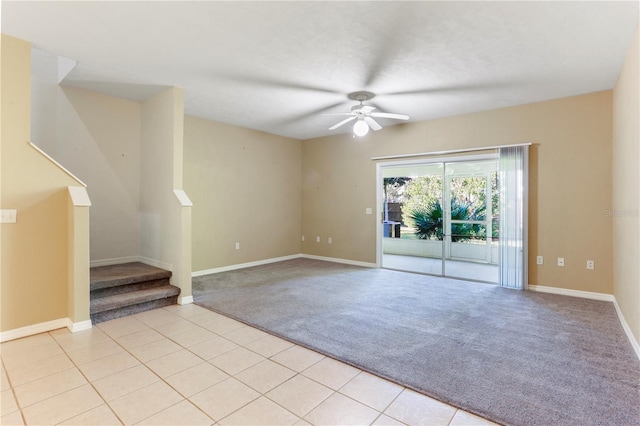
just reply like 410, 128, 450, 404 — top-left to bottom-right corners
408, 197, 486, 242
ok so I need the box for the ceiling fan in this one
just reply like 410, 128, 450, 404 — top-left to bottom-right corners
327, 91, 409, 137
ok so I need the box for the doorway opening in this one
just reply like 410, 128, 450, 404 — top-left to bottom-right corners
378, 155, 499, 283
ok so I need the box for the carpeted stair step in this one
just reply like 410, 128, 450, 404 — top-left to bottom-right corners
89, 262, 180, 324
91, 277, 172, 299
90, 262, 172, 291
90, 285, 180, 324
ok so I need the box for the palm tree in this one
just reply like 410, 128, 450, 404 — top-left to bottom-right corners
408, 197, 485, 242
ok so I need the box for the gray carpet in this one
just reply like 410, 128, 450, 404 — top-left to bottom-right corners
193, 258, 640, 426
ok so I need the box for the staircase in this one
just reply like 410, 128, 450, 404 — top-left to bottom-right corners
90, 262, 180, 324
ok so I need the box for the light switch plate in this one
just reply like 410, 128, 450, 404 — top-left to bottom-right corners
1, 209, 17, 223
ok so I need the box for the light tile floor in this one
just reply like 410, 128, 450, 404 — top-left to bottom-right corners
0, 304, 498, 425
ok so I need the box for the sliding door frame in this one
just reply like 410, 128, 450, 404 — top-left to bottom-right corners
375, 153, 498, 271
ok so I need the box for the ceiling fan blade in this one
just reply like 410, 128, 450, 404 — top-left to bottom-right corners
360, 105, 376, 114
370, 112, 409, 120
319, 112, 354, 117
364, 116, 382, 131
329, 116, 357, 130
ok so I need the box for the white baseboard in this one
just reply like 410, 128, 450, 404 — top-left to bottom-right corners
0, 317, 92, 342
527, 284, 614, 301
179, 295, 194, 305
90, 256, 172, 271
68, 319, 92, 333
528, 284, 639, 360
90, 256, 141, 267
138, 256, 172, 271
191, 254, 377, 277
300, 254, 377, 268
612, 298, 640, 360
192, 254, 302, 276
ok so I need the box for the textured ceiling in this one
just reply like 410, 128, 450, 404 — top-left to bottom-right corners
2, 1, 638, 140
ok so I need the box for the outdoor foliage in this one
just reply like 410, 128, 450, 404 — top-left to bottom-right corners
385, 171, 500, 240
408, 197, 486, 242
383, 177, 411, 203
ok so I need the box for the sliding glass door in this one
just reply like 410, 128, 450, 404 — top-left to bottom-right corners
382, 163, 444, 276
443, 161, 498, 283
380, 156, 499, 283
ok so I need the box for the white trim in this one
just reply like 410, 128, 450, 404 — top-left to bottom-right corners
138, 257, 173, 271
0, 317, 93, 342
90, 256, 142, 267
612, 297, 640, 360
173, 189, 193, 207
90, 256, 172, 271
191, 254, 377, 277
376, 153, 500, 272
68, 186, 91, 206
192, 254, 302, 276
376, 164, 383, 268
29, 141, 87, 187
68, 319, 92, 333
377, 153, 498, 170
528, 284, 639, 361
371, 142, 532, 161
0, 318, 68, 342
527, 284, 614, 301
179, 295, 194, 305
300, 254, 377, 268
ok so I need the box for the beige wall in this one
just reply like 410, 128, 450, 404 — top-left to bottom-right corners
302, 91, 613, 294
29, 50, 142, 263
140, 88, 192, 300
1, 30, 631, 337
67, 189, 91, 324
612, 24, 640, 343
1, 35, 79, 331
184, 115, 302, 272
56, 87, 142, 262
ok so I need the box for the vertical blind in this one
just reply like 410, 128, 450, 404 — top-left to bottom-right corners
498, 145, 529, 290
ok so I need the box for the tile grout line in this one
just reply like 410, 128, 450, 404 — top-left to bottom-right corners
98, 314, 217, 425
334, 372, 407, 424
185, 306, 417, 414
174, 306, 411, 425
184, 306, 476, 425
158, 306, 344, 425
2, 333, 101, 424
4, 305, 466, 426
1, 357, 28, 426
47, 328, 128, 426
162, 309, 306, 424
102, 310, 303, 425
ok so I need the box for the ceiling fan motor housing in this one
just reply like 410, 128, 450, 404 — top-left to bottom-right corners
347, 91, 375, 102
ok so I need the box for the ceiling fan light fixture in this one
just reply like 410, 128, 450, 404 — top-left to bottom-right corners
353, 119, 369, 137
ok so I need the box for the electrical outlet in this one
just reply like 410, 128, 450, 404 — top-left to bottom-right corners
328, 237, 332, 244
301, 235, 305, 242
557, 257, 565, 267
316, 236, 320, 243
235, 242, 240, 250
587, 260, 595, 270
365, 208, 372, 215
537, 256, 543, 265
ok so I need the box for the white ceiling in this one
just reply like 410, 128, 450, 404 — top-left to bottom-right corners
2, 1, 638, 140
